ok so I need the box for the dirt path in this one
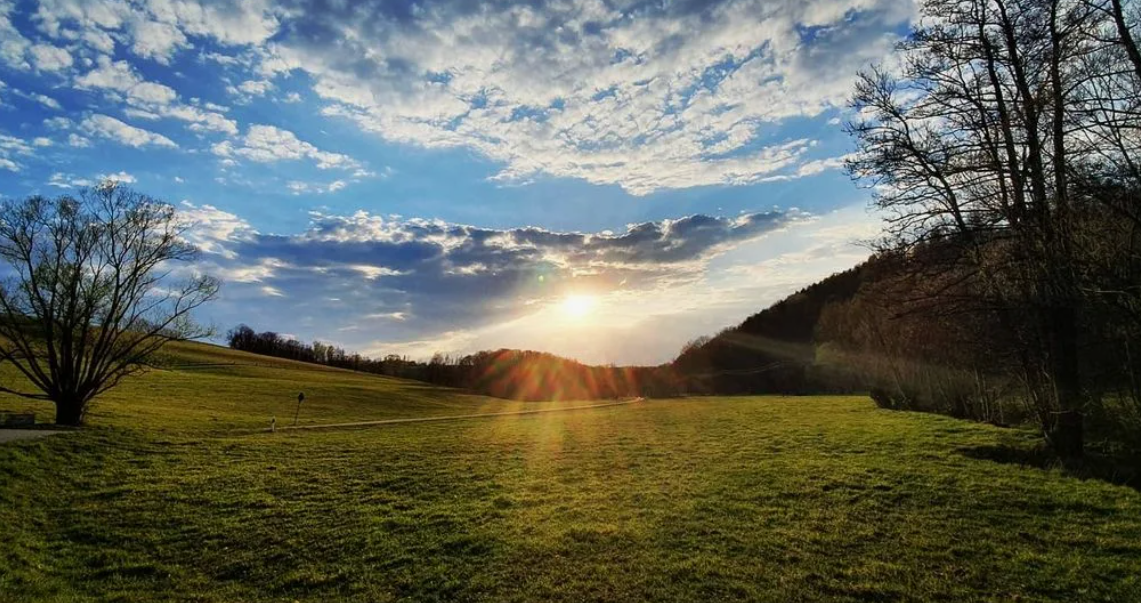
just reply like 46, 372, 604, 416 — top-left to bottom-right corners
274, 399, 641, 433
0, 429, 69, 443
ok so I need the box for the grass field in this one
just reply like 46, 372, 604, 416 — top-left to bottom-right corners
0, 341, 571, 432
2, 342, 1140, 602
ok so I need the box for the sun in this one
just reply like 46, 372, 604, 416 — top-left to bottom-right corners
561, 294, 598, 318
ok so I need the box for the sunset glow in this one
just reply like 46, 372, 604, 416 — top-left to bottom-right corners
561, 294, 598, 319
0, 0, 886, 364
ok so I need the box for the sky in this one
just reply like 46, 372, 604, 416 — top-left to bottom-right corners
0, 0, 911, 365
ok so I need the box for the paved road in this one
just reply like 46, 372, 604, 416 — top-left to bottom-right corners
275, 399, 641, 433
0, 429, 68, 443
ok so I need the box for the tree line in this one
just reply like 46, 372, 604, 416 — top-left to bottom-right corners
678, 0, 1141, 459
225, 325, 683, 400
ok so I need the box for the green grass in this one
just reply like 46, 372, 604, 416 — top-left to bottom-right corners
2, 343, 1140, 602
0, 341, 570, 432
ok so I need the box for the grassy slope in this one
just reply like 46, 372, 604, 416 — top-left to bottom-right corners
0, 340, 568, 431
1, 343, 1140, 602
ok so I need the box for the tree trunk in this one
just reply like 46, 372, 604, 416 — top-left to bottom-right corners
1049, 409, 1084, 458
1111, 0, 1141, 82
54, 398, 85, 426
1045, 305, 1084, 458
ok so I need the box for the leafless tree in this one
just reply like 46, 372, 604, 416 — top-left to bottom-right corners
0, 183, 219, 425
846, 0, 1141, 456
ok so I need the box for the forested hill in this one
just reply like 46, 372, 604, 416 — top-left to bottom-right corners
226, 260, 881, 400
669, 260, 874, 394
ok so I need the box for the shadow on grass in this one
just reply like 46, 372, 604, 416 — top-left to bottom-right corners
959, 444, 1141, 491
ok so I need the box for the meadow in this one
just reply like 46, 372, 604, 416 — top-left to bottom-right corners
2, 342, 1140, 602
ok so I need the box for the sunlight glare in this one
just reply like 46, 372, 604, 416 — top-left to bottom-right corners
561, 294, 598, 319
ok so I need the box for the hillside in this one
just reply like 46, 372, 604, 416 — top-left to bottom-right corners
1, 340, 1139, 601
0, 340, 570, 431
671, 261, 873, 393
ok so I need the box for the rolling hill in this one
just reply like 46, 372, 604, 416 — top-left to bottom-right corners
1, 340, 1139, 601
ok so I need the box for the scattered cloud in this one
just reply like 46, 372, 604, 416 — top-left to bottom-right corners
76, 57, 178, 104
0, 1, 33, 70
213, 124, 362, 170
254, 0, 910, 194
0, 0, 897, 363
32, 0, 281, 60
47, 172, 92, 187
6, 0, 903, 195
227, 78, 273, 102
47, 170, 136, 188
100, 170, 136, 183
178, 201, 257, 259
74, 56, 238, 135
29, 43, 72, 71
66, 132, 91, 147
22, 90, 62, 110
287, 179, 349, 195
80, 114, 178, 148
0, 133, 34, 171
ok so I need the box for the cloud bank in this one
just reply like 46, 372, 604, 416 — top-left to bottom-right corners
186, 204, 797, 336
1, 0, 913, 193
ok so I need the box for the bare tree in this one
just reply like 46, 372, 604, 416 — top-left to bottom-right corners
0, 183, 219, 425
846, 0, 1141, 456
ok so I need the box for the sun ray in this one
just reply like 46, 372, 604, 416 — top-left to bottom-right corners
561, 294, 597, 319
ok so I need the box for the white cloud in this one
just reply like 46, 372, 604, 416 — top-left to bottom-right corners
366, 311, 407, 321
7, 0, 903, 194
81, 28, 116, 54
75, 57, 177, 104
0, 1, 32, 70
215, 124, 362, 170
201, 51, 241, 66
32, 137, 52, 147
348, 264, 404, 280
48, 170, 135, 188
179, 201, 257, 259
100, 170, 135, 183
29, 43, 72, 71
80, 114, 178, 148
228, 78, 273, 102
0, 132, 33, 172
32, 0, 280, 60
184, 206, 797, 362
43, 116, 72, 129
0, 135, 32, 155
152, 102, 238, 135
48, 172, 92, 187
24, 91, 62, 109
74, 57, 237, 135
129, 18, 189, 64
795, 155, 851, 177
67, 132, 91, 147
287, 179, 350, 195
253, 0, 912, 194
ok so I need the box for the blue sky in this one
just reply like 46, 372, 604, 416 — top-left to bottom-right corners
0, 0, 912, 364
